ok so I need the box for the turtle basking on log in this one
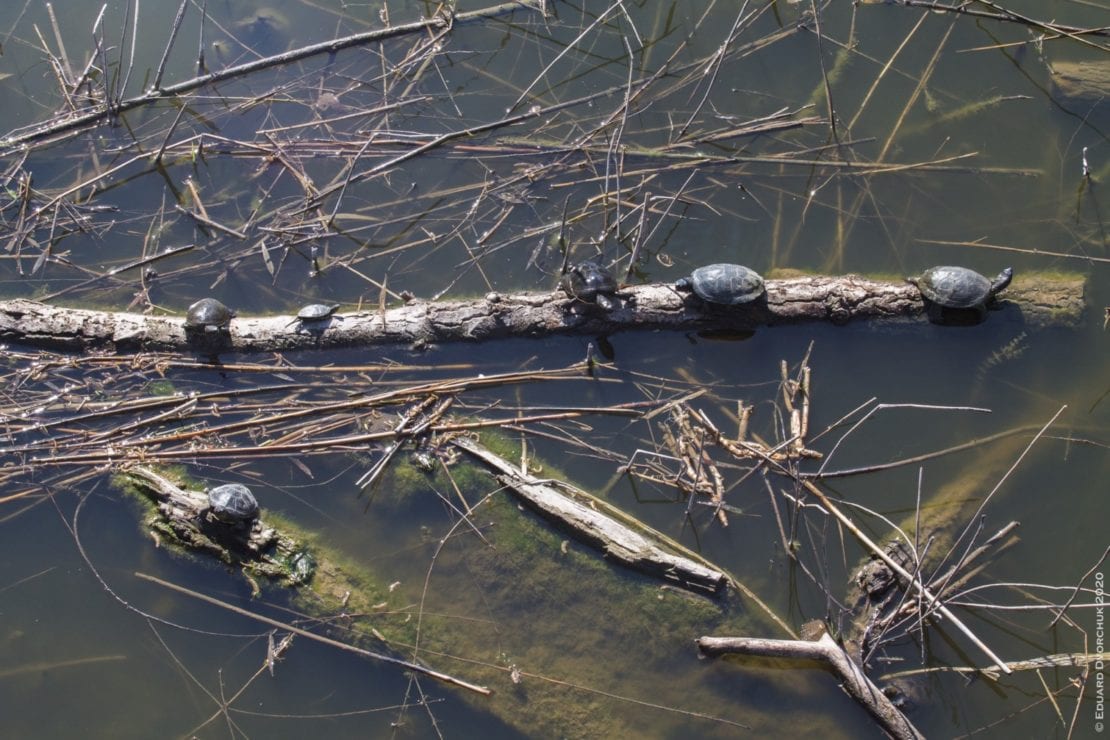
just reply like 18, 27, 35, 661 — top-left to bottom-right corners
560, 260, 620, 311
908, 266, 1013, 323
183, 297, 236, 355
206, 483, 260, 525
184, 298, 235, 333
288, 302, 342, 331
675, 263, 766, 306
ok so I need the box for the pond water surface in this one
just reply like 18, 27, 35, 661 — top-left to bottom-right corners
0, 1, 1106, 738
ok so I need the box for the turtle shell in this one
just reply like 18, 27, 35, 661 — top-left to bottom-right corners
207, 483, 259, 521
560, 261, 618, 308
297, 303, 340, 320
913, 266, 995, 309
677, 263, 765, 305
288, 549, 317, 584
185, 298, 235, 329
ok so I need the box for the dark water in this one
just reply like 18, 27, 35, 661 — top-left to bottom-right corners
0, 1, 1107, 737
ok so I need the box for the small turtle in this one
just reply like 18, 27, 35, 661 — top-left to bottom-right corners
185, 298, 235, 333
675, 263, 765, 306
288, 550, 316, 585
298, 303, 340, 321
908, 266, 1012, 322
288, 302, 341, 329
206, 483, 259, 524
560, 260, 619, 311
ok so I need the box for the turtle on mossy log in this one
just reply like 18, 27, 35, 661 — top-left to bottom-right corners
908, 266, 1013, 324
206, 483, 259, 525
674, 263, 766, 306
122, 467, 315, 592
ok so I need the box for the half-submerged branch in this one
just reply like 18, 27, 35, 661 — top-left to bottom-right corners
0, 272, 1085, 352
697, 631, 924, 740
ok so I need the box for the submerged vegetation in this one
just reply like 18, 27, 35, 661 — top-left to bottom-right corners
0, 1, 1107, 738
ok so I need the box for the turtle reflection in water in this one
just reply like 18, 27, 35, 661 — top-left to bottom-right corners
908, 265, 1013, 324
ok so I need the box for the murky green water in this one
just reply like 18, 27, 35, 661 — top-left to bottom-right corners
1, 1, 1106, 737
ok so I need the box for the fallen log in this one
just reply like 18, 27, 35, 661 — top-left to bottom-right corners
697, 630, 924, 740
116, 466, 491, 695
1050, 59, 1110, 105
453, 436, 728, 595
0, 272, 1085, 352
118, 465, 317, 595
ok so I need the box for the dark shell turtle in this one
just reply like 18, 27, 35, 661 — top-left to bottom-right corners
560, 260, 619, 311
675, 263, 765, 305
909, 266, 1012, 323
185, 298, 235, 332
297, 303, 340, 321
910, 266, 1012, 309
207, 483, 259, 523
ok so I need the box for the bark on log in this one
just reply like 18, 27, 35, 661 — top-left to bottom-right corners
0, 273, 1085, 352
697, 632, 924, 740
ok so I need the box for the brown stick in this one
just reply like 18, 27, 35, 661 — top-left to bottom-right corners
135, 572, 492, 696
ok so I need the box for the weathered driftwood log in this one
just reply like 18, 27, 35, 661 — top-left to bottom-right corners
697, 631, 924, 740
0, 273, 1085, 352
453, 436, 728, 595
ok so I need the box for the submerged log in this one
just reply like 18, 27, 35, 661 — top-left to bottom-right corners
1050, 60, 1110, 104
453, 436, 728, 595
0, 272, 1086, 352
119, 465, 316, 594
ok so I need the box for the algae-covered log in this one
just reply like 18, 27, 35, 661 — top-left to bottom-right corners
0, 272, 1085, 352
119, 465, 315, 592
113, 457, 762, 737
453, 436, 728, 594
1051, 60, 1110, 104
116, 465, 491, 694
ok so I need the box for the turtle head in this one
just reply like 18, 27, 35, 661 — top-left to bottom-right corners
674, 277, 692, 292
990, 267, 1013, 296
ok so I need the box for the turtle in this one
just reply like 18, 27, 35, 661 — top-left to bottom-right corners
908, 266, 1012, 322
288, 302, 341, 329
675, 263, 765, 306
560, 260, 619, 311
288, 549, 317, 585
185, 298, 235, 333
206, 483, 259, 524
298, 303, 340, 321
